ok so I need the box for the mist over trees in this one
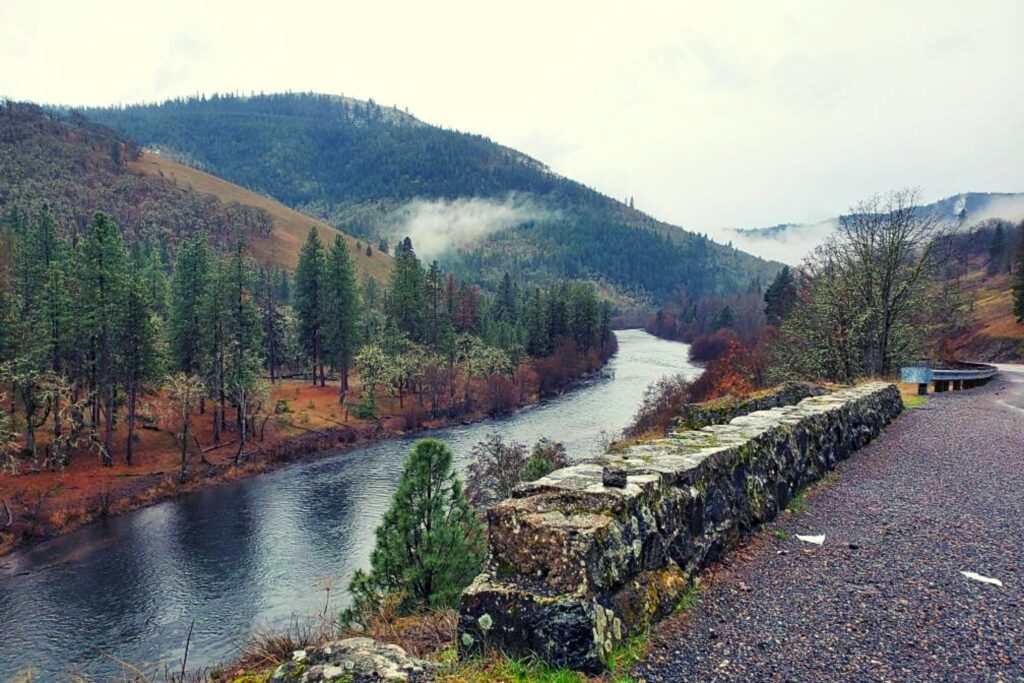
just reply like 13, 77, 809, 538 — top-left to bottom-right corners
82, 92, 777, 304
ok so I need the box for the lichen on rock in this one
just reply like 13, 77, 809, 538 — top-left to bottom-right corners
271, 637, 435, 682
458, 383, 902, 672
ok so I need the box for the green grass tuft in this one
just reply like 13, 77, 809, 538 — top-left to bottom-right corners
772, 528, 788, 540
673, 580, 706, 615
902, 394, 928, 409
606, 631, 650, 682
785, 487, 808, 513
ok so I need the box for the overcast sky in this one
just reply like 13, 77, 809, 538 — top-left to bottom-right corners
2, 0, 1022, 233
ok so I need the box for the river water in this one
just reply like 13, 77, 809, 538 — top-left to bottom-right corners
0, 330, 698, 680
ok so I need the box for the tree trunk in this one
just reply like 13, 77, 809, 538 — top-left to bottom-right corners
180, 418, 189, 481
25, 422, 36, 458
125, 379, 136, 465
234, 404, 246, 466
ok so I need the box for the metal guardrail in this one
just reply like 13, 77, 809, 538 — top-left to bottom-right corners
900, 361, 997, 395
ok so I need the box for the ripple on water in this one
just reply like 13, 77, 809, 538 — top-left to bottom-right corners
0, 330, 698, 680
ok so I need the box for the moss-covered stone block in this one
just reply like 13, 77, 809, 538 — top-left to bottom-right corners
459, 383, 902, 673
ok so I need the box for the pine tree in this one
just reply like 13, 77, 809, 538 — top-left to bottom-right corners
346, 439, 484, 618
764, 266, 797, 326
988, 225, 1010, 276
117, 258, 159, 465
258, 267, 287, 382
496, 272, 517, 323
294, 228, 327, 385
323, 236, 360, 397
224, 241, 264, 462
78, 212, 129, 464
386, 237, 426, 341
200, 257, 230, 442
525, 287, 550, 356
713, 305, 736, 331
424, 260, 444, 347
169, 236, 211, 374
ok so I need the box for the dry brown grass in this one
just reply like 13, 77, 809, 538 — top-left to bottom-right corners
233, 621, 326, 672
130, 152, 393, 282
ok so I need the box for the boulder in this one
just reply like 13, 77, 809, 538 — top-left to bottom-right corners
271, 637, 435, 682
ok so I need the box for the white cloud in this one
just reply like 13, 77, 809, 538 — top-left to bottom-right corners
2, 0, 1022, 232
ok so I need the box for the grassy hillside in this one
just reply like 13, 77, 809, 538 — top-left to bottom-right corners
941, 221, 1024, 362
0, 101, 389, 280
130, 151, 391, 279
82, 92, 779, 301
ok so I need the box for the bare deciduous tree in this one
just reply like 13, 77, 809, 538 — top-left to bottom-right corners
775, 189, 949, 381
163, 373, 206, 480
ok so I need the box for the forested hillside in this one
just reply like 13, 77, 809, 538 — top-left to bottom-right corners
82, 92, 779, 301
0, 101, 389, 279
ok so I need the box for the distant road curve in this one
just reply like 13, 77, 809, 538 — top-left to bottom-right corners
636, 365, 1024, 682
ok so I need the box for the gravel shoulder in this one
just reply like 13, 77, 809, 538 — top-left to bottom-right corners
635, 368, 1024, 683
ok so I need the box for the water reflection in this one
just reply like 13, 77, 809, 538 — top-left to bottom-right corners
0, 330, 697, 680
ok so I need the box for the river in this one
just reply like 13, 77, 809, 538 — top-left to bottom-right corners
0, 330, 698, 680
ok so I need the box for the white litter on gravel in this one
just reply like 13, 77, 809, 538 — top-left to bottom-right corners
796, 534, 825, 545
961, 571, 1003, 587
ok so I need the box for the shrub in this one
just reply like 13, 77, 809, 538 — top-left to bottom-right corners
625, 374, 692, 438
466, 435, 569, 509
465, 434, 528, 508
484, 373, 519, 416
688, 328, 741, 362
689, 340, 755, 402
352, 394, 375, 419
526, 437, 568, 478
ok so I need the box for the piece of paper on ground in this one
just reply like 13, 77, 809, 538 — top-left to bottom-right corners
961, 571, 1002, 587
795, 534, 825, 545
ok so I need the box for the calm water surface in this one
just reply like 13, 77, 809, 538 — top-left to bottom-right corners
0, 330, 697, 680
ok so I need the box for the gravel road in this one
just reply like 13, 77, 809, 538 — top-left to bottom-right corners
635, 366, 1024, 683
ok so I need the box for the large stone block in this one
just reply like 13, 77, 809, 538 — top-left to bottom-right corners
459, 383, 902, 673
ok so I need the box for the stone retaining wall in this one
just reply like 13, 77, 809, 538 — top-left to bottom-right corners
676, 381, 825, 431
458, 383, 902, 672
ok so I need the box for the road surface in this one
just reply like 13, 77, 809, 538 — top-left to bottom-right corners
636, 366, 1024, 682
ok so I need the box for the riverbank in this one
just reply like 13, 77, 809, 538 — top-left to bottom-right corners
0, 344, 615, 558
0, 330, 699, 681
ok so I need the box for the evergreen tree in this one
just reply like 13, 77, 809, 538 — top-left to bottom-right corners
988, 225, 1010, 275
200, 257, 230, 441
764, 266, 797, 326
78, 212, 129, 464
424, 260, 444, 347
346, 439, 484, 617
525, 287, 550, 356
496, 272, 517, 323
386, 237, 426, 341
169, 236, 211, 374
258, 267, 288, 382
117, 258, 159, 465
224, 241, 264, 460
713, 305, 736, 331
323, 236, 360, 396
294, 227, 327, 385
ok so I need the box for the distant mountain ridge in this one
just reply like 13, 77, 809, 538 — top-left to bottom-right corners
731, 191, 1024, 264
80, 92, 779, 302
